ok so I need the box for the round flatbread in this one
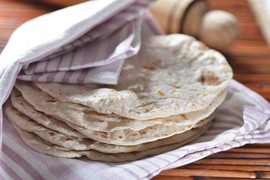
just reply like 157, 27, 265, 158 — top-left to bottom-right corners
12, 122, 210, 162
15, 81, 226, 133
10, 89, 85, 138
35, 34, 232, 120
5, 97, 213, 146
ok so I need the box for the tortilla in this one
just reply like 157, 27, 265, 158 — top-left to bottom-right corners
5, 99, 212, 153
15, 81, 226, 133
10, 89, 85, 138
64, 114, 213, 145
35, 34, 232, 120
12, 122, 210, 162
5, 97, 213, 146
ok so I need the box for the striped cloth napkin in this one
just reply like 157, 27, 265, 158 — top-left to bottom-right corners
0, 0, 270, 179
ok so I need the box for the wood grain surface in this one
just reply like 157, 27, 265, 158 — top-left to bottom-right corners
0, 0, 269, 179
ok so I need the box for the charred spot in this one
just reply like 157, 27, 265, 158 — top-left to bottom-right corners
16, 112, 24, 117
40, 116, 47, 120
157, 90, 165, 97
101, 134, 108, 138
179, 114, 188, 120
153, 59, 162, 65
143, 66, 156, 71
99, 99, 105, 103
27, 118, 35, 122
99, 132, 108, 137
141, 131, 147, 135
167, 71, 173, 76
46, 99, 57, 103
198, 71, 221, 86
49, 132, 55, 136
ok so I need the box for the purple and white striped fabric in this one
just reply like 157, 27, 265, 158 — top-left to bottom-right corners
18, 1, 156, 84
1, 0, 270, 179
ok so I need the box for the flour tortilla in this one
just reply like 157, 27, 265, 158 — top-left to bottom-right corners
64, 114, 213, 146
35, 34, 232, 120
16, 81, 215, 146
12, 122, 210, 162
5, 101, 92, 150
5, 92, 213, 146
4, 100, 210, 152
15, 81, 226, 132
10, 89, 85, 138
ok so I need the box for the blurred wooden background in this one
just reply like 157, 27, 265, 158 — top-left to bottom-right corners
0, 0, 269, 179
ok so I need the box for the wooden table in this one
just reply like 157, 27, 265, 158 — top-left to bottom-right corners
0, 0, 269, 179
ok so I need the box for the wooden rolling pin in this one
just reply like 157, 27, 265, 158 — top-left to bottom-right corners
150, 0, 240, 50
35, 0, 240, 51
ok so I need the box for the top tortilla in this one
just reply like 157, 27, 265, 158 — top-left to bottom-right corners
36, 34, 232, 120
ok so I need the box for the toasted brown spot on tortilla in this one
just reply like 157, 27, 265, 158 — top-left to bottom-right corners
188, 96, 194, 100
16, 112, 24, 117
198, 71, 221, 86
179, 114, 187, 120
65, 138, 73, 141
158, 91, 165, 97
49, 132, 55, 136
46, 99, 57, 103
143, 66, 156, 71
99, 132, 108, 137
11, 107, 17, 110
102, 134, 108, 138
99, 99, 105, 103
153, 59, 162, 65
167, 71, 173, 76
83, 110, 92, 115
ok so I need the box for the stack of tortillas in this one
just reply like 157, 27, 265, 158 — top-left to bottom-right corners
4, 34, 233, 162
